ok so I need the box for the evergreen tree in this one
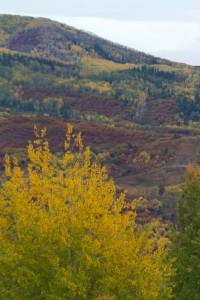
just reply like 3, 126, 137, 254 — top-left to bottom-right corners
171, 165, 200, 300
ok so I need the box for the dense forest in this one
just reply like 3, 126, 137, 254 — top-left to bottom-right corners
0, 14, 200, 299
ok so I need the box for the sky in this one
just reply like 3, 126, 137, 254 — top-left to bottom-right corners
1, 0, 200, 65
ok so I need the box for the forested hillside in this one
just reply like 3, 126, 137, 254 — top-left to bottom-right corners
0, 14, 200, 224
0, 14, 200, 299
0, 14, 173, 65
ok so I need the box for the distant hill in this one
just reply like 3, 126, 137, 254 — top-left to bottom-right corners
0, 14, 199, 128
1, 14, 200, 224
0, 14, 174, 65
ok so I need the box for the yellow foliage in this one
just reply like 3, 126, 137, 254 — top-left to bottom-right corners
81, 56, 136, 75
133, 150, 151, 164
165, 184, 183, 194
0, 47, 11, 53
70, 44, 84, 53
85, 81, 111, 94
0, 126, 172, 299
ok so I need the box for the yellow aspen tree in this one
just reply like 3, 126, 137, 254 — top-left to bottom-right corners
0, 125, 172, 300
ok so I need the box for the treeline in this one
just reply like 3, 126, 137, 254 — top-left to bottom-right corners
127, 65, 188, 82
178, 89, 200, 123
87, 66, 188, 101
0, 51, 80, 77
92, 65, 187, 86
0, 95, 79, 119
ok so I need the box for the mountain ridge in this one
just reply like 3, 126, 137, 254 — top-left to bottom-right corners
0, 14, 179, 66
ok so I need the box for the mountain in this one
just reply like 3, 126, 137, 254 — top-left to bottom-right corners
0, 14, 174, 65
1, 14, 200, 223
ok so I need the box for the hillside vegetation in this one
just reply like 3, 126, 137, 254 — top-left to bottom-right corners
0, 14, 200, 299
0, 14, 173, 65
0, 14, 200, 224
